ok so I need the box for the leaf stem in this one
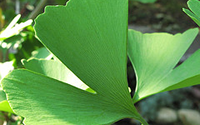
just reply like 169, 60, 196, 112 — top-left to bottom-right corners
134, 110, 149, 125
140, 118, 149, 125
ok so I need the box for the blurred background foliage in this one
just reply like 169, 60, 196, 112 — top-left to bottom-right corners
129, 0, 197, 32
0, 0, 199, 125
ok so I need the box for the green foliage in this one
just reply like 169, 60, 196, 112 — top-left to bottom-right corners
0, 90, 13, 113
0, 13, 43, 67
8, 25, 44, 68
0, 2, 46, 125
2, 0, 147, 124
0, 14, 33, 114
0, 14, 33, 62
22, 58, 91, 91
0, 14, 32, 40
128, 28, 199, 102
183, 0, 200, 27
0, 61, 14, 113
30, 47, 52, 59
1, 0, 200, 125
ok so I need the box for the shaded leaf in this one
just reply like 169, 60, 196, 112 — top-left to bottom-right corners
183, 0, 200, 27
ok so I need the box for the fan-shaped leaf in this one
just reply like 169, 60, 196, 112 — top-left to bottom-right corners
0, 89, 13, 113
2, 0, 148, 124
183, 0, 200, 27
2, 69, 144, 125
0, 61, 14, 113
128, 28, 199, 102
22, 58, 90, 91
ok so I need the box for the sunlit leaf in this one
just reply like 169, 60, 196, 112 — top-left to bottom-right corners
0, 100, 13, 113
0, 14, 32, 40
2, 0, 148, 124
128, 28, 199, 102
2, 69, 146, 125
22, 58, 90, 91
31, 47, 53, 60
161, 49, 200, 92
0, 98, 13, 113
0, 61, 14, 113
34, 0, 130, 99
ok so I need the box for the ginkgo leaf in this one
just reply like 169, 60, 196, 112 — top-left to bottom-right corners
34, 0, 131, 103
22, 58, 91, 91
128, 28, 199, 102
183, 0, 200, 27
1, 0, 148, 124
2, 69, 145, 125
0, 89, 13, 113
31, 47, 53, 60
0, 61, 14, 113
160, 49, 200, 92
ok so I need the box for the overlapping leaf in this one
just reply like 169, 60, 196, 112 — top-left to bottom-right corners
2, 0, 148, 124
183, 0, 200, 27
128, 28, 199, 102
30, 47, 53, 59
0, 89, 13, 113
22, 58, 91, 91
0, 61, 14, 113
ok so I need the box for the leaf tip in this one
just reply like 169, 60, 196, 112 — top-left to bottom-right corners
21, 59, 27, 66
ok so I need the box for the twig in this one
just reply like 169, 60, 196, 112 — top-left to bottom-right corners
28, 0, 47, 19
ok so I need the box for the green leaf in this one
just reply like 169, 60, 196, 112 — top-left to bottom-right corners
0, 100, 13, 113
128, 28, 199, 102
0, 89, 6, 101
2, 0, 148, 124
2, 69, 145, 125
34, 0, 130, 101
183, 0, 200, 27
0, 89, 12, 114
30, 47, 52, 60
161, 49, 200, 91
0, 61, 14, 113
22, 58, 91, 91
187, 0, 200, 18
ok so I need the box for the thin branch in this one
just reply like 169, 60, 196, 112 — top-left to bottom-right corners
28, 0, 47, 19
